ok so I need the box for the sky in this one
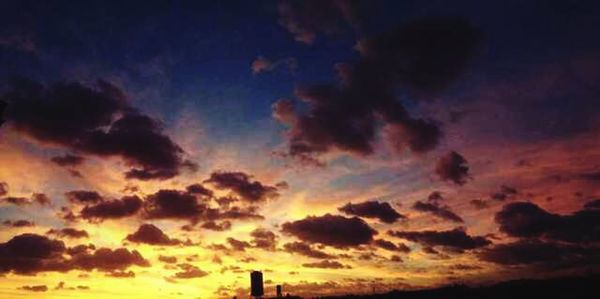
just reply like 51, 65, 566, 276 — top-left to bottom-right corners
0, 0, 599, 298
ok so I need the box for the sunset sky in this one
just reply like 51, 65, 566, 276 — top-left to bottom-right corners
0, 1, 599, 298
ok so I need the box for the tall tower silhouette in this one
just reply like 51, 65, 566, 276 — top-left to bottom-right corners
250, 271, 264, 298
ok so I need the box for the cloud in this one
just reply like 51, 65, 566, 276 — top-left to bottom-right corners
495, 201, 600, 243
227, 238, 251, 251
185, 183, 214, 197
251, 56, 297, 74
338, 200, 405, 223
281, 214, 377, 248
46, 228, 89, 239
584, 199, 600, 210
0, 233, 149, 275
1, 78, 192, 180
143, 189, 205, 221
204, 171, 279, 202
250, 228, 277, 251
0, 182, 8, 197
490, 185, 518, 201
32, 193, 51, 206
1, 196, 30, 206
0, 193, 51, 207
283, 241, 336, 259
65, 190, 104, 204
106, 270, 135, 278
435, 151, 470, 185
478, 239, 599, 267
125, 224, 183, 246
158, 255, 177, 264
172, 263, 209, 279
274, 17, 479, 162
412, 201, 464, 223
19, 285, 48, 292
71, 247, 150, 272
80, 196, 143, 221
141, 188, 264, 224
200, 220, 231, 231
3, 219, 35, 227
469, 199, 489, 210
214, 206, 265, 221
50, 154, 85, 167
389, 228, 490, 252
277, 0, 361, 44
302, 260, 350, 269
373, 239, 411, 253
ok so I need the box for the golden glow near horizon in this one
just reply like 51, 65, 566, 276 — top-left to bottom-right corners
1, 130, 598, 299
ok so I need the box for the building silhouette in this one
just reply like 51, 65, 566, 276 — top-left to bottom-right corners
251, 271, 264, 298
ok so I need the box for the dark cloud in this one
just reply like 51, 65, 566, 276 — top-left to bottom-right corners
584, 199, 600, 210
172, 263, 209, 279
0, 181, 7, 196
412, 201, 464, 223
204, 171, 279, 202
65, 190, 104, 204
106, 270, 135, 278
66, 244, 96, 256
158, 255, 177, 264
302, 260, 350, 269
141, 188, 264, 224
32, 193, 51, 206
0, 233, 65, 274
185, 183, 214, 198
0, 193, 50, 207
19, 285, 48, 292
495, 201, 600, 243
250, 228, 277, 251
47, 228, 89, 239
338, 200, 404, 223
478, 239, 600, 267
80, 196, 143, 221
274, 17, 479, 162
143, 189, 205, 221
435, 151, 470, 185
373, 239, 411, 253
281, 214, 377, 248
283, 241, 336, 259
579, 172, 600, 182
213, 206, 265, 221
0, 234, 148, 275
69, 247, 150, 272
490, 185, 518, 201
277, 0, 361, 44
50, 154, 85, 167
125, 224, 182, 246
427, 191, 444, 203
227, 238, 251, 251
215, 196, 238, 208
200, 220, 231, 231
1, 78, 192, 180
389, 228, 490, 251
3, 219, 35, 227
390, 255, 403, 262
469, 199, 489, 210
1, 196, 30, 206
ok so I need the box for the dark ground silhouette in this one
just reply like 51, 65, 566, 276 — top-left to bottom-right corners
318, 275, 600, 299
